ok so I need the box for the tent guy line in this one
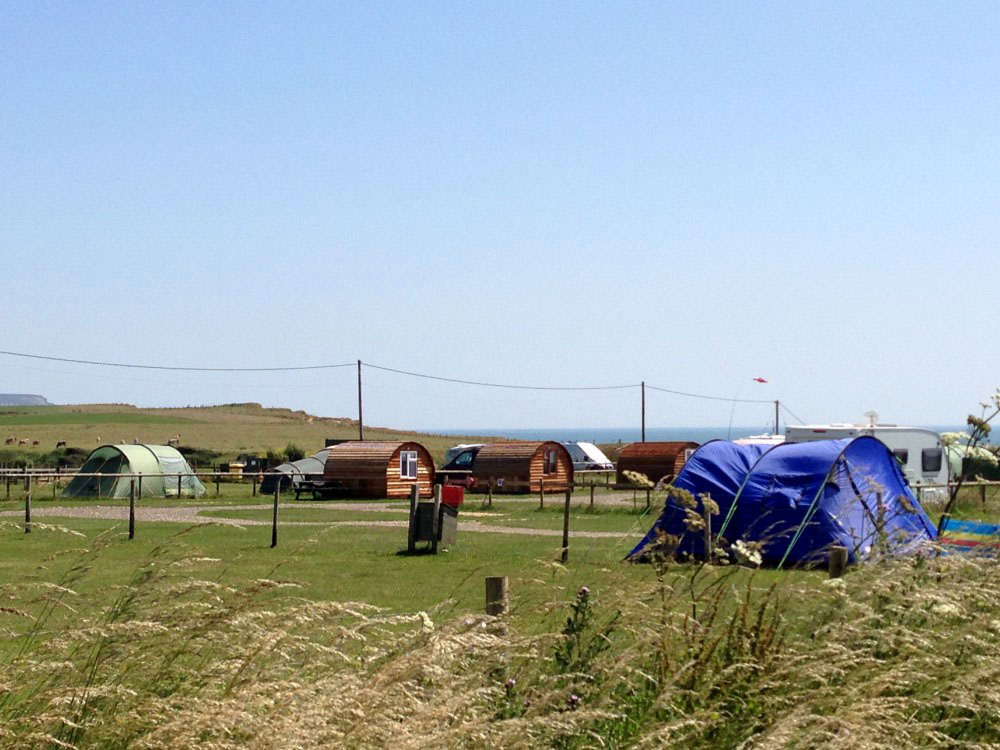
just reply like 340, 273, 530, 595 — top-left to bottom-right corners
0, 349, 781, 406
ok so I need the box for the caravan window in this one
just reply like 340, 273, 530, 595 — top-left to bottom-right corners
892, 449, 909, 466
400, 451, 418, 479
921, 448, 943, 473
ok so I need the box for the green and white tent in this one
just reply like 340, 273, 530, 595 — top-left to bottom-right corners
62, 444, 207, 498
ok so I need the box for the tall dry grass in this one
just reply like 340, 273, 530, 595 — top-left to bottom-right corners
2, 532, 1000, 749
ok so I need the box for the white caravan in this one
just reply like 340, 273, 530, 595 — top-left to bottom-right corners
561, 441, 615, 472
784, 420, 948, 499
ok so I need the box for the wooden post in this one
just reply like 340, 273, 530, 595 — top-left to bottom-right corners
981, 483, 987, 505
430, 483, 442, 554
485, 576, 508, 616
252, 474, 258, 497
271, 484, 279, 548
5, 474, 9, 499
357, 359, 365, 441
561, 489, 572, 563
177, 474, 182, 499
129, 478, 136, 540
829, 545, 848, 578
24, 474, 31, 534
407, 483, 419, 553
645, 488, 651, 511
137, 473, 143, 498
487, 478, 493, 508
605, 471, 609, 488
641, 380, 646, 442
539, 478, 545, 510
52, 475, 57, 499
632, 487, 637, 510
589, 483, 595, 511
215, 473, 221, 497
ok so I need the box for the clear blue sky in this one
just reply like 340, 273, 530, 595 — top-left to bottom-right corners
3, 1, 998, 431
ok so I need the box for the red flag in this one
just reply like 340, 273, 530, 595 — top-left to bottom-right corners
752, 377, 769, 383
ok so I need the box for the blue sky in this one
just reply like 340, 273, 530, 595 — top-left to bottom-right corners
2, 1, 998, 431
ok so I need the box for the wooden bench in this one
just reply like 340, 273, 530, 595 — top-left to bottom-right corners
938, 516, 1000, 554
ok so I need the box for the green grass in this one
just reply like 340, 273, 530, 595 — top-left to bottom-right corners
0, 410, 192, 426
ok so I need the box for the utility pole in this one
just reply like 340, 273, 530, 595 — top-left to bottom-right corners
774, 400, 780, 436
357, 360, 365, 440
641, 381, 646, 443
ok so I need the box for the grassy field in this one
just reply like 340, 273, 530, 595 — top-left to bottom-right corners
3, 406, 1000, 747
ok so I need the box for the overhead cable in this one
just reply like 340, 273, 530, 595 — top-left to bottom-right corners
645, 383, 773, 404
363, 362, 637, 391
0, 349, 355, 373
779, 402, 807, 425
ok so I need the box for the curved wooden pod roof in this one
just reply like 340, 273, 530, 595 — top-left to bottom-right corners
616, 440, 699, 483
324, 440, 435, 481
471, 441, 571, 478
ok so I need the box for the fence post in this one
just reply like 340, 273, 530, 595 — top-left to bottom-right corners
5, 474, 9, 499
177, 474, 182, 499
485, 576, 508, 616
561, 488, 572, 563
645, 488, 651, 511
829, 545, 848, 578
52, 474, 57, 499
24, 474, 31, 534
215, 473, 221, 497
407, 483, 418, 553
981, 483, 987, 505
271, 484, 279, 548
487, 478, 493, 508
137, 473, 143, 498
430, 484, 442, 554
129, 478, 136, 540
539, 478, 545, 510
252, 474, 258, 497
589, 483, 595, 511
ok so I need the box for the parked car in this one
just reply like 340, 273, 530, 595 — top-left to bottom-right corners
438, 444, 485, 487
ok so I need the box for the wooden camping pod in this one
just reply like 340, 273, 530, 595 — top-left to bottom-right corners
471, 441, 573, 494
615, 441, 699, 487
322, 441, 435, 499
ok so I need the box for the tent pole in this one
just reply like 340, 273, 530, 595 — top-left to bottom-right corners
641, 381, 646, 443
774, 400, 780, 435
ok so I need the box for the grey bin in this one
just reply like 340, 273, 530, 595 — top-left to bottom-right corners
413, 503, 458, 545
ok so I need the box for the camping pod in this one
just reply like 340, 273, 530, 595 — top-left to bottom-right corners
615, 441, 699, 487
62, 444, 206, 498
322, 441, 435, 499
471, 441, 573, 494
627, 437, 937, 567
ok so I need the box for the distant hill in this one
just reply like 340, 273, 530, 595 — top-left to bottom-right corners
0, 394, 50, 406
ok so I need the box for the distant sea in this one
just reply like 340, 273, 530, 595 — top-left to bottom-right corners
425, 425, 981, 444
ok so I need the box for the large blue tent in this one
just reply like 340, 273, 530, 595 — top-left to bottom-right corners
627, 437, 937, 567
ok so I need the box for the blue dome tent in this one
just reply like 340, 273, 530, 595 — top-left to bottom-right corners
627, 437, 937, 567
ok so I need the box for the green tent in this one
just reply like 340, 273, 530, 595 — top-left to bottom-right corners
62, 444, 207, 498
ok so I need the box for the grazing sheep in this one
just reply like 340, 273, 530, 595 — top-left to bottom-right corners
96, 436, 101, 444
31, 440, 39, 447
4, 436, 14, 445
167, 438, 180, 447
18, 439, 28, 446
132, 437, 139, 444
55, 440, 67, 449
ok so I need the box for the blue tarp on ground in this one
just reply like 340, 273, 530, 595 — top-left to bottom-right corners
627, 436, 937, 566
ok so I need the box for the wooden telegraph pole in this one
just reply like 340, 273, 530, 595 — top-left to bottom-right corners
357, 360, 365, 440
641, 380, 646, 442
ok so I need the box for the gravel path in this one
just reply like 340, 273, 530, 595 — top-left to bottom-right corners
0, 502, 633, 539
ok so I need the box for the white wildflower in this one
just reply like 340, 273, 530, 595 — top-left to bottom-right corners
732, 540, 763, 567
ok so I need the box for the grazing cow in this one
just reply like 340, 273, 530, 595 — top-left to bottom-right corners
18, 439, 28, 446
4, 436, 14, 445
55, 440, 67, 449
31, 440, 39, 447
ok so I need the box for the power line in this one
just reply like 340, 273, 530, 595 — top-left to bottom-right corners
0, 349, 355, 373
363, 362, 637, 391
645, 383, 773, 404
779, 402, 807, 425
